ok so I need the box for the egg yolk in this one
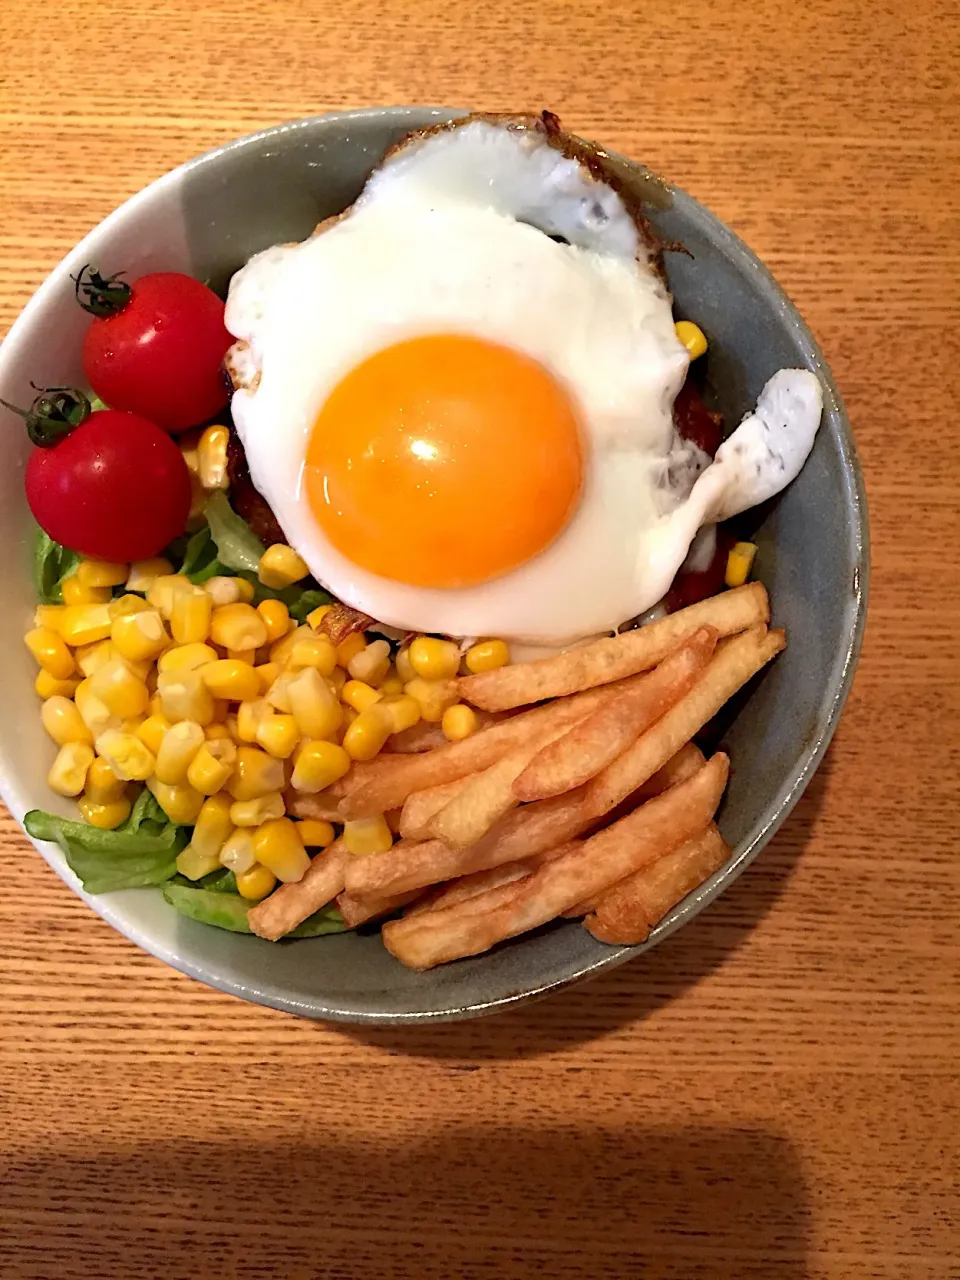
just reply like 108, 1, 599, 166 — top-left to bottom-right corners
304, 334, 584, 589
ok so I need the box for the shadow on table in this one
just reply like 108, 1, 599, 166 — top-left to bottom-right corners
343, 749, 831, 1064
0, 1121, 809, 1279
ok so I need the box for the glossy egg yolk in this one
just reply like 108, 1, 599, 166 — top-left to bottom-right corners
304, 334, 584, 588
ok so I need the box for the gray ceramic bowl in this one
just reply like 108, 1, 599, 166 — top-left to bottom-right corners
0, 107, 867, 1022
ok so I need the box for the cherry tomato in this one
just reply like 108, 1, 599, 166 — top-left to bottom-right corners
673, 378, 723, 458
664, 527, 737, 612
79, 269, 231, 432
26, 409, 192, 561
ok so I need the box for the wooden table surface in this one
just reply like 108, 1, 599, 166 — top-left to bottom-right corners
1, 2, 958, 1277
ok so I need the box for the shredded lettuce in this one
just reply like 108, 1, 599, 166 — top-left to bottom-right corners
163, 878, 349, 937
32, 524, 82, 604
203, 491, 265, 574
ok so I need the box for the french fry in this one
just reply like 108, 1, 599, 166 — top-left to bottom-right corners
404, 842, 579, 916
584, 625, 784, 819
399, 776, 472, 840
339, 677, 627, 821
382, 753, 729, 969
585, 823, 731, 944
458, 582, 769, 711
342, 837, 453, 898
513, 626, 717, 802
284, 790, 343, 822
336, 887, 421, 928
387, 721, 448, 754
248, 838, 347, 941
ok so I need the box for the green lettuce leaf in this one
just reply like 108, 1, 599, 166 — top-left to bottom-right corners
203, 491, 265, 574
162, 880, 350, 937
32, 525, 82, 604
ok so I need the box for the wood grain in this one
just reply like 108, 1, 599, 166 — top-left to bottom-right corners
1, 1, 959, 1276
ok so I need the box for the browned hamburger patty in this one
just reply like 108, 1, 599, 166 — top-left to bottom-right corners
226, 430, 288, 547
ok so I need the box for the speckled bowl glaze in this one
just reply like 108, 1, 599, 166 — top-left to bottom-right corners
0, 108, 868, 1023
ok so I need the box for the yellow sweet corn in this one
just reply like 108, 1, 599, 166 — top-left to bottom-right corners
34, 604, 66, 632
154, 720, 206, 785
296, 818, 335, 848
675, 319, 708, 360
171, 586, 213, 645
192, 793, 234, 860
175, 844, 223, 881
111, 609, 169, 663
108, 593, 150, 619
288, 667, 342, 740
256, 713, 300, 759
204, 722, 233, 742
343, 814, 393, 856
265, 671, 294, 713
395, 645, 416, 683
289, 739, 351, 793
288, 633, 337, 676
201, 659, 261, 702
125, 557, 173, 594
85, 755, 126, 804
24, 627, 75, 679
383, 694, 421, 735
258, 544, 308, 589
47, 742, 95, 796
342, 703, 393, 762
57, 604, 113, 646
235, 578, 255, 603
77, 794, 132, 830
40, 695, 94, 747
347, 638, 392, 686
156, 670, 216, 725
90, 657, 150, 719
158, 642, 218, 673
210, 602, 267, 651
186, 739, 237, 795
725, 541, 759, 589
146, 573, 194, 620
335, 632, 366, 668
204, 576, 243, 607
148, 777, 205, 824
252, 817, 309, 882
254, 661, 282, 693
328, 665, 347, 697
136, 712, 171, 757
197, 424, 229, 490
74, 638, 114, 678
378, 671, 404, 697
464, 638, 510, 674
226, 647, 256, 665
306, 604, 333, 629
236, 698, 272, 743
77, 558, 127, 589
268, 624, 308, 666
408, 636, 460, 681
256, 599, 290, 643
441, 703, 477, 742
62, 574, 111, 606
227, 745, 285, 801
74, 679, 120, 738
235, 863, 277, 900
404, 677, 459, 723
341, 679, 382, 714
230, 793, 285, 827
219, 826, 256, 874
34, 670, 81, 700
96, 730, 156, 782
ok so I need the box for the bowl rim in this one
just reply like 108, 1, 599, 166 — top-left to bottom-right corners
0, 106, 869, 1023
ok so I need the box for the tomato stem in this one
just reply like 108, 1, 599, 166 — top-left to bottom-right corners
72, 264, 132, 317
0, 385, 91, 447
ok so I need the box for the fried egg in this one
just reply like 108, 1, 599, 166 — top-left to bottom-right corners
225, 114, 822, 645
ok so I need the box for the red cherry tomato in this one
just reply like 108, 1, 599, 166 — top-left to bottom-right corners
26, 410, 192, 561
81, 271, 231, 432
673, 378, 723, 458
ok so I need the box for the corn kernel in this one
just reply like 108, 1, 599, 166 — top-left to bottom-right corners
96, 730, 155, 782
34, 670, 81, 700
78, 558, 127, 589
296, 819, 335, 848
230, 793, 285, 827
265, 672, 295, 713
210, 602, 267, 651
442, 703, 477, 742
111, 608, 169, 662
108, 593, 150, 619
147, 573, 194, 620
126, 557, 173, 594
24, 627, 75, 679
288, 633, 337, 676
675, 319, 708, 360
395, 645, 415, 683
136, 713, 171, 756
192, 793, 234, 860
85, 756, 126, 803
464, 638, 510, 674
227, 745, 285, 800
225, 713, 243, 745
268, 624, 307, 665
408, 636, 460, 682
257, 599, 290, 643
90, 658, 149, 719
148, 777, 204, 824
121, 715, 147, 735
235, 863, 277, 900
78, 794, 132, 830
204, 722, 232, 742
57, 603, 114, 646
328, 666, 347, 697
158, 643, 217, 673
236, 699, 272, 743
378, 672, 404, 697
256, 714, 300, 759
347, 638, 391, 685
288, 667, 343, 740
62, 574, 111, 606
342, 679, 382, 713
202, 576, 241, 607
254, 661, 282, 693
404, 677, 459, 723
186, 739, 237, 795
154, 720, 205, 785
75, 679, 120, 739
175, 844, 222, 881
235, 578, 255, 603
383, 693, 421, 735
197, 423, 230, 490
219, 826, 256, 873
252, 817, 310, 882
171, 586, 213, 645
157, 670, 216, 725
343, 814, 393, 856
258, 544, 308, 590
725, 541, 759, 589
306, 604, 333, 629
201, 659, 261, 702
343, 703, 393, 762
34, 604, 66, 632
335, 632, 366, 667
74, 639, 114, 678
179, 427, 201, 473
47, 742, 95, 796
290, 739, 351, 793
40, 695, 93, 747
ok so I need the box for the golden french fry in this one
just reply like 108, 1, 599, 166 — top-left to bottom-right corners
584, 625, 784, 818
383, 753, 730, 969
458, 582, 769, 711
342, 837, 453, 898
399, 776, 472, 840
387, 721, 448, 754
339, 677, 626, 821
585, 823, 731, 944
336, 887, 421, 928
405, 842, 578, 917
283, 790, 343, 822
514, 626, 717, 802
247, 838, 347, 941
